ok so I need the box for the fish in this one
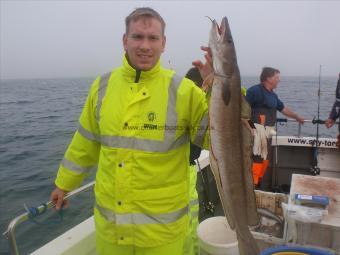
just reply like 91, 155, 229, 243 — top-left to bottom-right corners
251, 208, 284, 238
208, 17, 259, 254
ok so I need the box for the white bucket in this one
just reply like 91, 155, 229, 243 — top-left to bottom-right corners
197, 216, 239, 255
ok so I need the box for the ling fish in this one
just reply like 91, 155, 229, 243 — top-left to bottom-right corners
208, 17, 259, 254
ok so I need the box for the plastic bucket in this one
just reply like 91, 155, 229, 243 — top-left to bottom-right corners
259, 245, 335, 255
197, 216, 239, 255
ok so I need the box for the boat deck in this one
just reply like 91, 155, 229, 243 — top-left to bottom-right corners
29, 137, 340, 254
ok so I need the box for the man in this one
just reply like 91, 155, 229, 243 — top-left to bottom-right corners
246, 67, 304, 188
325, 72, 340, 147
50, 8, 211, 255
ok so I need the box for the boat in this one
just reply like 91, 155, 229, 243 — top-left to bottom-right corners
4, 119, 340, 255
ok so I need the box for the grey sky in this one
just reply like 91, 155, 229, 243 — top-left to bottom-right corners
1, 0, 339, 79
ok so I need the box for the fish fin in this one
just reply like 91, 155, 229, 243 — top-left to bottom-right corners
222, 80, 231, 105
241, 119, 253, 135
241, 94, 251, 119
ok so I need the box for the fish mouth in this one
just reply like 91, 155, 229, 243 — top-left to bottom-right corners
213, 17, 232, 44
206, 16, 223, 40
212, 20, 221, 39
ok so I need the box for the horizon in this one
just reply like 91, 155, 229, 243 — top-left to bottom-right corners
1, 74, 338, 82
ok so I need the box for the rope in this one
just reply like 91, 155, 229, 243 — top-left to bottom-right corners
24, 203, 64, 225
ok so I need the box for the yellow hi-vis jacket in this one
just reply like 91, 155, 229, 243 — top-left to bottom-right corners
55, 55, 209, 247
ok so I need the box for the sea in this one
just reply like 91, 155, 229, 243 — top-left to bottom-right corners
0, 75, 338, 254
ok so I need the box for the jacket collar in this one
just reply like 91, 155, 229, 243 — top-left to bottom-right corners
122, 53, 161, 83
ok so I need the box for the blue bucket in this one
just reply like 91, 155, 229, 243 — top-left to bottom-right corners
259, 245, 335, 255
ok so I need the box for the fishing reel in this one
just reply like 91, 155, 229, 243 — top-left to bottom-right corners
311, 117, 326, 125
310, 166, 320, 176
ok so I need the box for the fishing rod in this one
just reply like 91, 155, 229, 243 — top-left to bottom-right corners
273, 119, 279, 191
316, 65, 322, 143
311, 65, 322, 175
276, 118, 339, 124
276, 118, 339, 140
4, 181, 95, 255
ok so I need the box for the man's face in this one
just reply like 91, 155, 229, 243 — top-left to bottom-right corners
267, 72, 280, 89
123, 17, 166, 71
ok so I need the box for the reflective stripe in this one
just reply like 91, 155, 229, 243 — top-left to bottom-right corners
61, 158, 96, 174
189, 210, 199, 226
336, 98, 340, 102
97, 74, 189, 152
193, 113, 208, 147
96, 72, 111, 123
77, 124, 100, 142
189, 199, 199, 208
163, 74, 182, 142
100, 133, 189, 152
95, 202, 188, 225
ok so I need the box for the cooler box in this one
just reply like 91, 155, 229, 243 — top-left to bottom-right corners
288, 174, 340, 253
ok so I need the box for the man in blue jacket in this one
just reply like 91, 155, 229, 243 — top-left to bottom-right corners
246, 67, 304, 188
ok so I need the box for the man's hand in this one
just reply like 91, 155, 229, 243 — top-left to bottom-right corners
50, 187, 69, 210
325, 118, 335, 128
295, 116, 305, 125
192, 46, 213, 80
282, 107, 304, 125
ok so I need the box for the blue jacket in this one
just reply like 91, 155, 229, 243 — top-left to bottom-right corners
329, 78, 340, 121
246, 84, 284, 126
329, 78, 340, 132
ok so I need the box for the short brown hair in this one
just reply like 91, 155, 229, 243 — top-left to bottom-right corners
260, 67, 280, 82
125, 7, 166, 35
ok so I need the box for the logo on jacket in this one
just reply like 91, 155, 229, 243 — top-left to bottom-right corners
147, 112, 156, 122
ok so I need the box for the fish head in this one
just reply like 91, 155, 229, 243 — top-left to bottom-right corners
209, 17, 237, 77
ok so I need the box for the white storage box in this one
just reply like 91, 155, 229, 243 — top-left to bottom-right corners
288, 174, 340, 253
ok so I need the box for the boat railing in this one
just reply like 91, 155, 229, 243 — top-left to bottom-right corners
276, 118, 339, 137
3, 181, 95, 255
